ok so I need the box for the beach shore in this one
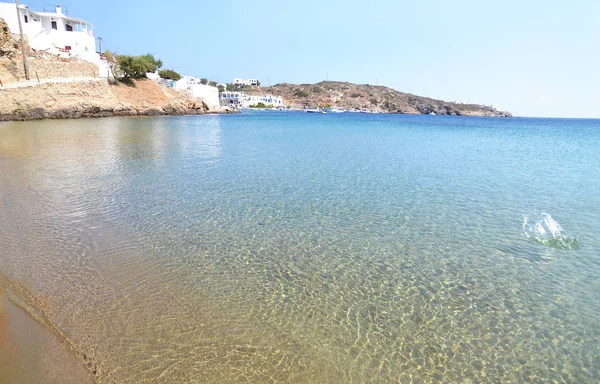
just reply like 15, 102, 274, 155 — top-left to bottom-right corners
0, 289, 93, 384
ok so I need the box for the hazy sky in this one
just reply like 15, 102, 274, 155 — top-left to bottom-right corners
16, 0, 600, 117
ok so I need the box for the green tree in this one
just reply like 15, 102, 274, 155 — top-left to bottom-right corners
113, 53, 163, 81
218, 85, 225, 92
158, 69, 182, 81
208, 81, 217, 87
200, 78, 208, 85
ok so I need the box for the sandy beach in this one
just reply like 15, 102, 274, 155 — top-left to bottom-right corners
0, 288, 93, 384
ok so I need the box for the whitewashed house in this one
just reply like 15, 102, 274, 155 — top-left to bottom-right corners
220, 91, 283, 108
232, 78, 259, 86
245, 94, 283, 107
173, 76, 219, 108
0, 2, 109, 76
220, 91, 243, 106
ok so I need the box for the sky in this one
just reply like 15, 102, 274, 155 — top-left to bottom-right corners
15, 0, 600, 117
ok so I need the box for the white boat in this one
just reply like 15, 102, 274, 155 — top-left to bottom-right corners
326, 107, 346, 113
306, 109, 326, 114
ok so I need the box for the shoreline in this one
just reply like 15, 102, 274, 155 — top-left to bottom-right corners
0, 286, 95, 383
0, 78, 236, 122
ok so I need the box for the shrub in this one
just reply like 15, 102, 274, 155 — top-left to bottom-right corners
250, 102, 268, 108
350, 93, 361, 98
370, 98, 378, 106
209, 81, 217, 87
158, 69, 181, 81
312, 87, 323, 94
294, 89, 309, 98
200, 78, 208, 85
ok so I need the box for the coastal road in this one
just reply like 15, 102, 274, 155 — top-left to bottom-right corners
0, 76, 107, 90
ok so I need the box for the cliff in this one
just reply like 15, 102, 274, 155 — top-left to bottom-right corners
253, 81, 511, 117
0, 78, 235, 121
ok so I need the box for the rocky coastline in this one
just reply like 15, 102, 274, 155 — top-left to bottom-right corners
0, 78, 234, 121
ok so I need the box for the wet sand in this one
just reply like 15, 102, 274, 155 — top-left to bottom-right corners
0, 292, 93, 384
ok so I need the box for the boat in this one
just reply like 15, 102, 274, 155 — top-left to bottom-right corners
306, 108, 326, 114
326, 107, 346, 113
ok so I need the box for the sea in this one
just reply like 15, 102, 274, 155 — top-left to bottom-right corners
0, 111, 598, 383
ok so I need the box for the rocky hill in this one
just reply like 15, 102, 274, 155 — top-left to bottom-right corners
252, 81, 510, 116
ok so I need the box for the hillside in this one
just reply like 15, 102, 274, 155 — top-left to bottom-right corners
1, 17, 231, 121
251, 81, 510, 116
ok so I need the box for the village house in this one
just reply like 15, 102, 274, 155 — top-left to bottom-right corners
220, 91, 283, 108
148, 73, 219, 108
0, 2, 109, 75
233, 78, 259, 86
174, 76, 219, 108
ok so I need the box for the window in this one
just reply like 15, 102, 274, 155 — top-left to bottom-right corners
24, 15, 28, 23
51, 21, 57, 30
66, 24, 73, 32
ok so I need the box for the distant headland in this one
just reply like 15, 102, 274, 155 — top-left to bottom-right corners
248, 81, 511, 117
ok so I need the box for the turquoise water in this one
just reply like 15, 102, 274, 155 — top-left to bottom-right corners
0, 112, 599, 382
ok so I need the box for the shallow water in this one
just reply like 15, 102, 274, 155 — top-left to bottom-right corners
0, 113, 599, 382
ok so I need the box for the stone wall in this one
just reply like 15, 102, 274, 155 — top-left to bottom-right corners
14, 54, 99, 80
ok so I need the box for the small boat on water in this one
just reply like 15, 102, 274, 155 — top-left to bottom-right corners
306, 108, 326, 114
326, 107, 346, 113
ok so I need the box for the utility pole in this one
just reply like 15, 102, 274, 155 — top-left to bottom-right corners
15, 0, 30, 80
98, 37, 102, 54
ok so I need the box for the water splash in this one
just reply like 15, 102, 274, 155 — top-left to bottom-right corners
522, 213, 579, 250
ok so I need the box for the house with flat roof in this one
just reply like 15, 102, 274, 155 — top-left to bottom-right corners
173, 76, 219, 108
0, 2, 109, 75
220, 91, 283, 108
233, 78, 260, 86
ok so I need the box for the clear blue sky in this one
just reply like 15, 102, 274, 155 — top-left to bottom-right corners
19, 0, 600, 117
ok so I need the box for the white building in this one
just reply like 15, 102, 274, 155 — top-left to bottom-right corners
232, 78, 259, 86
220, 91, 243, 106
0, 2, 109, 76
173, 76, 219, 108
220, 91, 283, 108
